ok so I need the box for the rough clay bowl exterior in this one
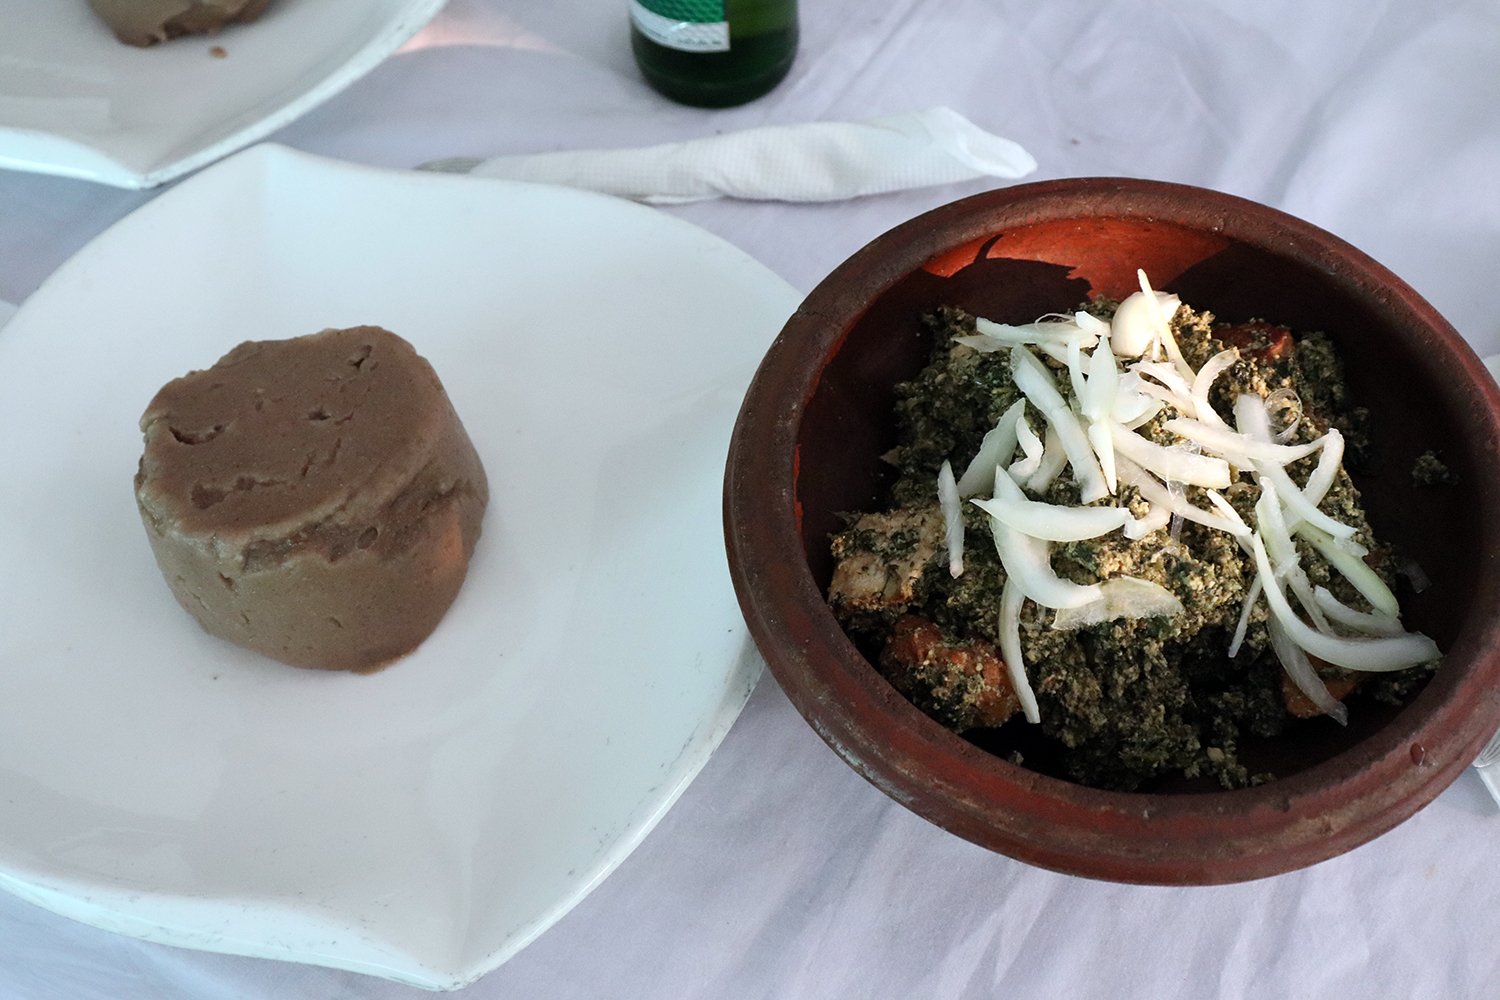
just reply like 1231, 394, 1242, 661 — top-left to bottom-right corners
724, 177, 1500, 885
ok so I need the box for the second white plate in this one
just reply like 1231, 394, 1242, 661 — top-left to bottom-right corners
0, 0, 444, 188
0, 144, 800, 988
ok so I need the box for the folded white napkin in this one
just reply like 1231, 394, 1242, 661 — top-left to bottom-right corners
423, 107, 1037, 204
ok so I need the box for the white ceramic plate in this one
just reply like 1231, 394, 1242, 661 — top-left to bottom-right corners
0, 0, 444, 188
0, 144, 799, 989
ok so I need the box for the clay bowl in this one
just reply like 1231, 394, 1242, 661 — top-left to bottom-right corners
724, 177, 1500, 885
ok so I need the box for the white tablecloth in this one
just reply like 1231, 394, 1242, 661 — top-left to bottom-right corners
4, 0, 1500, 996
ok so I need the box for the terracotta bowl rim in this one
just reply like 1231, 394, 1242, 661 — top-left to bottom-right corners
724, 176, 1500, 885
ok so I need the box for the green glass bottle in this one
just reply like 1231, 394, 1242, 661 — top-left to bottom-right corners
629, 0, 798, 108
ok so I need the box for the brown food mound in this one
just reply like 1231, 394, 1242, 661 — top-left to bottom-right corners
134, 326, 489, 671
88, 0, 274, 48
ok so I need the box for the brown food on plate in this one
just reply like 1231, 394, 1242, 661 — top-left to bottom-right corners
134, 326, 489, 672
88, 0, 274, 48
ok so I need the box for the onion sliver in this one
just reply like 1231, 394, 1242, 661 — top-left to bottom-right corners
1123, 503, 1172, 540
938, 459, 964, 578
1133, 379, 1194, 411
1254, 458, 1358, 541
1119, 395, 1163, 430
1137, 270, 1194, 382
1075, 311, 1110, 339
957, 398, 1027, 497
986, 485, 1102, 609
1116, 456, 1248, 536
1131, 360, 1197, 412
1189, 349, 1238, 428
1204, 489, 1249, 533
1234, 394, 1358, 540
1255, 481, 1334, 634
998, 577, 1040, 724
1228, 574, 1262, 658
1066, 339, 1089, 406
1163, 417, 1326, 465
1087, 422, 1118, 495
1268, 616, 1349, 725
1312, 586, 1407, 637
971, 495, 1130, 542
1083, 336, 1119, 422
1016, 410, 1044, 459
1297, 522, 1400, 617
953, 334, 1010, 354
1302, 428, 1344, 507
969, 316, 1100, 349
1249, 534, 1439, 671
1027, 423, 1068, 493
983, 317, 1096, 344
1109, 422, 1231, 488
1012, 347, 1109, 502
1051, 577, 1183, 630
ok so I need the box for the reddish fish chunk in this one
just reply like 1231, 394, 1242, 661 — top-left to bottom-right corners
1215, 321, 1294, 362
880, 614, 1021, 731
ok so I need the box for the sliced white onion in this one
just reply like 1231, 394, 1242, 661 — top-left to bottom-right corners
1162, 417, 1326, 465
1302, 427, 1344, 507
966, 316, 1101, 351
1312, 586, 1407, 637
989, 317, 1098, 345
986, 480, 1103, 610
1137, 270, 1196, 383
1066, 338, 1089, 407
953, 334, 1009, 354
1117, 393, 1164, 430
1027, 422, 1069, 493
971, 494, 1130, 542
1082, 337, 1121, 494
1087, 422, 1118, 495
1123, 502, 1173, 540
1109, 422, 1231, 488
1204, 489, 1249, 533
1012, 346, 1109, 503
1083, 336, 1120, 422
1009, 410, 1044, 478
1296, 522, 1399, 617
938, 459, 964, 578
1249, 533, 1439, 671
957, 398, 1027, 498
1051, 577, 1184, 630
1189, 349, 1239, 429
1132, 359, 1197, 409
1132, 378, 1195, 412
998, 577, 1040, 724
1074, 311, 1111, 339
1228, 574, 1262, 658
1031, 340, 1075, 367
1268, 615, 1349, 725
1234, 394, 1358, 541
1254, 480, 1334, 634
1114, 456, 1249, 537
1255, 458, 1359, 542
